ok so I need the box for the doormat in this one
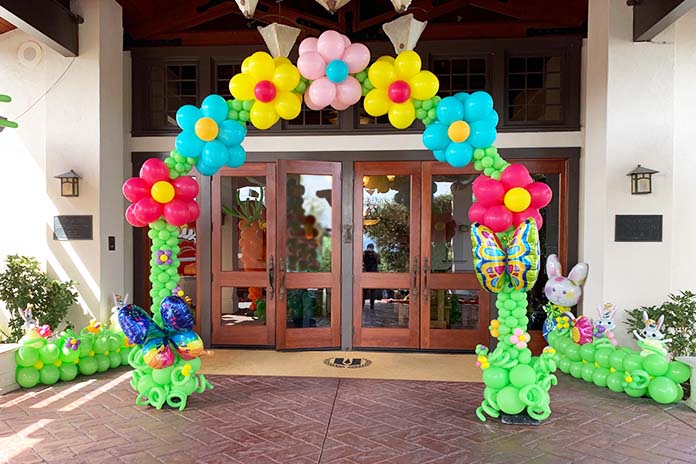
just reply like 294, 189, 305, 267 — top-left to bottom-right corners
324, 357, 372, 368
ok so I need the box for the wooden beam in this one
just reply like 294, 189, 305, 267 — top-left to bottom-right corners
468, 0, 585, 25
420, 21, 574, 40
0, 16, 15, 34
354, 0, 467, 32
156, 30, 265, 46
128, 1, 240, 40
0, 0, 79, 56
633, 0, 696, 41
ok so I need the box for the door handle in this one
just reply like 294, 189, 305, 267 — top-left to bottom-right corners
412, 256, 419, 298
279, 257, 286, 300
423, 256, 429, 303
268, 255, 275, 300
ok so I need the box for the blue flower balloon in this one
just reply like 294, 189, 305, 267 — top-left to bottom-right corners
421, 91, 499, 168
174, 94, 247, 176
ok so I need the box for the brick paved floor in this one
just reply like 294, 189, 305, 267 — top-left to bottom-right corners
1, 367, 695, 464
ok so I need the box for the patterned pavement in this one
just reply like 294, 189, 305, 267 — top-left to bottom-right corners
1, 367, 695, 463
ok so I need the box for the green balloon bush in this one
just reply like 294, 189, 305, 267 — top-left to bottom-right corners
15, 324, 133, 389
548, 328, 690, 405
128, 346, 212, 411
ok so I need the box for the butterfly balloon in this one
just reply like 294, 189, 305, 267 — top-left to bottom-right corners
118, 296, 204, 369
470, 218, 541, 293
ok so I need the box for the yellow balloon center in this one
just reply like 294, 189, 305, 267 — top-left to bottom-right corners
151, 181, 175, 204
503, 187, 532, 213
447, 121, 470, 143
194, 117, 219, 141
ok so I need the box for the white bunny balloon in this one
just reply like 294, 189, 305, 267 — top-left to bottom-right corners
544, 254, 589, 308
594, 303, 617, 331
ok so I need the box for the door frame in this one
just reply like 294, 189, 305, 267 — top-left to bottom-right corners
211, 163, 277, 346
276, 160, 343, 349
352, 162, 422, 349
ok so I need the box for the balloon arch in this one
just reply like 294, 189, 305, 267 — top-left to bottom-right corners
121, 30, 556, 418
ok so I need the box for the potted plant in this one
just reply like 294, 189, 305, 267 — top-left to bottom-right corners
0, 255, 77, 393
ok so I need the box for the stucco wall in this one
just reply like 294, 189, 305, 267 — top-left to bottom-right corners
0, 0, 125, 334
583, 0, 696, 346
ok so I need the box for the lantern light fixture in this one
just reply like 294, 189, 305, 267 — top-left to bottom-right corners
54, 170, 81, 197
627, 165, 658, 195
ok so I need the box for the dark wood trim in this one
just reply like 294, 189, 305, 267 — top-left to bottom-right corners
130, 36, 582, 136
633, 0, 696, 42
0, 0, 79, 56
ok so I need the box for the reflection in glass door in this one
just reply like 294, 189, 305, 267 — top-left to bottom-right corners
420, 162, 490, 349
353, 162, 421, 348
212, 164, 276, 346
276, 161, 341, 349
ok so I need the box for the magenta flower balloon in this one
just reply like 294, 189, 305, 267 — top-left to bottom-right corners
297, 30, 370, 111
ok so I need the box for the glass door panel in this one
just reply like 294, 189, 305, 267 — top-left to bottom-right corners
353, 162, 421, 349
277, 161, 341, 349
212, 163, 276, 346
421, 162, 490, 349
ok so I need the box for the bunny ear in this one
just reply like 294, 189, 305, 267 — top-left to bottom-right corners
596, 304, 603, 317
568, 262, 588, 286
642, 310, 649, 323
657, 315, 664, 330
546, 254, 562, 278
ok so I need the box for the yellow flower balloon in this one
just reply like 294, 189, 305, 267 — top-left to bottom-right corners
364, 50, 439, 130
229, 51, 301, 130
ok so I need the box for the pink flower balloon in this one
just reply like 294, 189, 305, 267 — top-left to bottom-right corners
297, 31, 371, 111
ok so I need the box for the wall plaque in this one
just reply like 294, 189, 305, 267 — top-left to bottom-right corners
615, 215, 662, 242
53, 215, 93, 241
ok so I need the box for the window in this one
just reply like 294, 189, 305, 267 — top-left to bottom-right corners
432, 57, 487, 96
285, 104, 339, 127
507, 56, 562, 123
215, 63, 241, 99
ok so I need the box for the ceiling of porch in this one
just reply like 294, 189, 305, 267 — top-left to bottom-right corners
116, 0, 588, 47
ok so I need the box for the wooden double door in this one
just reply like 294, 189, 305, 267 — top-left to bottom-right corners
210, 159, 567, 351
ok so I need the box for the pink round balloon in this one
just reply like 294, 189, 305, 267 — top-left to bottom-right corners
163, 199, 192, 227
331, 100, 351, 111
473, 177, 505, 207
304, 91, 324, 111
500, 164, 533, 190
335, 77, 361, 107
123, 177, 149, 202
297, 52, 326, 81
317, 30, 346, 62
483, 205, 513, 233
125, 203, 147, 227
342, 43, 370, 73
133, 197, 162, 224
526, 182, 552, 209
187, 201, 200, 223
308, 77, 337, 109
172, 176, 199, 201
468, 202, 487, 224
140, 158, 170, 185
298, 37, 318, 55
513, 208, 543, 229
340, 34, 351, 49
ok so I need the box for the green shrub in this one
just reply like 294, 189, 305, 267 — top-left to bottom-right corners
624, 291, 696, 358
0, 255, 78, 343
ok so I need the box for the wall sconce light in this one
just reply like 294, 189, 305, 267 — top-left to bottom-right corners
54, 170, 81, 197
627, 165, 658, 195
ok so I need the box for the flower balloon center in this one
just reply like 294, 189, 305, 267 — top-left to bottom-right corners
388, 80, 411, 104
326, 59, 349, 83
194, 117, 219, 142
447, 121, 471, 143
254, 80, 277, 103
503, 187, 531, 212
151, 181, 176, 204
